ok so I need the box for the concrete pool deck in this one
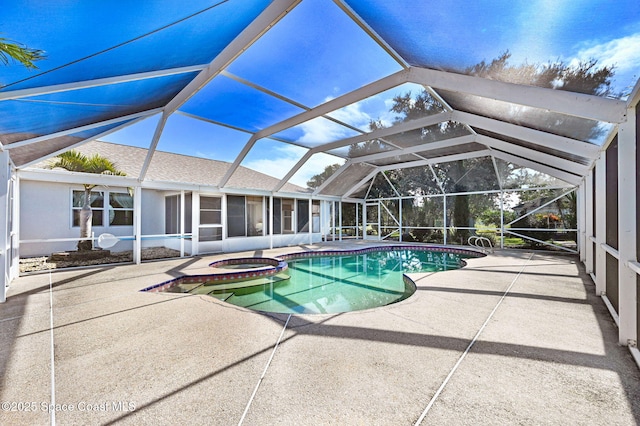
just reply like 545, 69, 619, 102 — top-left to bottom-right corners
2, 242, 639, 425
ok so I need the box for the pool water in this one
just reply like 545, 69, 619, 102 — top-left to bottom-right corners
204, 249, 466, 314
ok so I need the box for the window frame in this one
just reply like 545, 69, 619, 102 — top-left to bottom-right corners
227, 195, 247, 237
71, 189, 104, 228
71, 188, 135, 228
199, 195, 223, 242
108, 191, 134, 226
281, 198, 295, 234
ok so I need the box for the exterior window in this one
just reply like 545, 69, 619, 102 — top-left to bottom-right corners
73, 190, 134, 227
282, 199, 294, 233
165, 193, 192, 234
72, 190, 104, 227
108, 193, 134, 225
199, 196, 222, 242
227, 195, 246, 237
297, 199, 309, 232
226, 195, 264, 238
200, 196, 222, 224
199, 227, 222, 242
247, 196, 264, 236
272, 198, 282, 234
165, 195, 179, 234
312, 200, 320, 233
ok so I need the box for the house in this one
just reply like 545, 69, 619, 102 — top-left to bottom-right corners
19, 140, 338, 258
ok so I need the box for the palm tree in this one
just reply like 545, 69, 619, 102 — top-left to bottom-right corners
49, 150, 126, 251
0, 36, 45, 69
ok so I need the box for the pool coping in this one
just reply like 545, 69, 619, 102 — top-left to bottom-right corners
139, 244, 487, 296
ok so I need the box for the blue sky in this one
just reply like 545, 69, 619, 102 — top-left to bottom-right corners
105, 0, 640, 186
91, 0, 640, 186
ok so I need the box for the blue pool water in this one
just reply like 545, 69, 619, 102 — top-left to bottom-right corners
203, 249, 468, 314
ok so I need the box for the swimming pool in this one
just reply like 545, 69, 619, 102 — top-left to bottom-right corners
142, 246, 484, 314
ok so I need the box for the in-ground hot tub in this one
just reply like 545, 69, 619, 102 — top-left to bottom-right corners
142, 245, 485, 314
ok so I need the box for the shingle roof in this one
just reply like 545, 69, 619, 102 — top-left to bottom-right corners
31, 140, 309, 194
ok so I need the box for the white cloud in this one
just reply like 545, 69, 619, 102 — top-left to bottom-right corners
194, 150, 218, 160
570, 32, 640, 93
327, 102, 372, 130
243, 144, 345, 188
297, 118, 350, 145
571, 33, 640, 72
242, 144, 305, 180
296, 101, 375, 145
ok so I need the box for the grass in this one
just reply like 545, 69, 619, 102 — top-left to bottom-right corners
501, 237, 526, 247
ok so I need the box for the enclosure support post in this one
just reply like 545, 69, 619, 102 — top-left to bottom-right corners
133, 185, 142, 265
378, 202, 381, 241
594, 154, 607, 296
500, 191, 504, 250
355, 201, 360, 240
9, 175, 19, 284
180, 190, 185, 257
332, 201, 336, 241
399, 197, 403, 242
339, 201, 343, 241
362, 203, 367, 240
617, 105, 637, 346
308, 196, 313, 245
443, 195, 447, 245
0, 150, 10, 303
585, 170, 594, 274
191, 193, 199, 256
269, 195, 274, 249
577, 182, 586, 263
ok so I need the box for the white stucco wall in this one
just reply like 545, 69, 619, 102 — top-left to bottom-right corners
19, 181, 169, 257
19, 179, 329, 259
140, 189, 167, 248
220, 233, 321, 254
21, 180, 79, 256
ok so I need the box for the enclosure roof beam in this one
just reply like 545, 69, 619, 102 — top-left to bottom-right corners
140, 0, 301, 182
341, 150, 493, 198
476, 134, 589, 176
5, 108, 162, 151
220, 68, 411, 188
348, 134, 476, 164
408, 66, 627, 123
220, 70, 369, 138
310, 111, 452, 154
375, 150, 493, 173
254, 69, 410, 141
343, 168, 380, 199
490, 150, 581, 185
334, 0, 409, 69
312, 160, 353, 196
304, 112, 454, 195
164, 0, 301, 116
16, 116, 149, 169
452, 110, 601, 157
272, 150, 314, 192
0, 65, 207, 101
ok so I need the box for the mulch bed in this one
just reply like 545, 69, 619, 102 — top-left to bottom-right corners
19, 247, 181, 273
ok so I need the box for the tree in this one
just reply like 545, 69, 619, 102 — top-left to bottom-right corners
49, 151, 126, 251
307, 163, 341, 189
463, 51, 617, 141
305, 53, 614, 216
0, 36, 45, 69
465, 51, 616, 97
